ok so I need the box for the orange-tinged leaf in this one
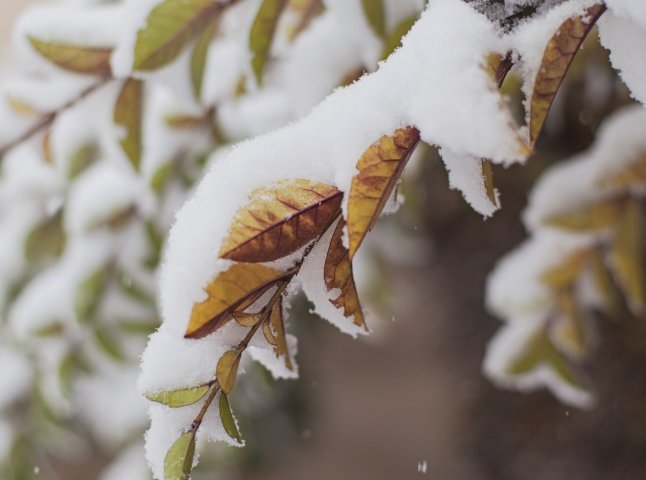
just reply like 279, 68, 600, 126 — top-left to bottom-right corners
324, 219, 366, 329
544, 198, 623, 232
114, 78, 143, 171
216, 350, 241, 394
528, 4, 606, 146
186, 263, 288, 338
28, 37, 112, 76
220, 179, 343, 263
347, 127, 420, 258
609, 199, 646, 315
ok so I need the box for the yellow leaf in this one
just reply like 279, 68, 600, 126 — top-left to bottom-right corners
539, 249, 591, 289
550, 290, 586, 360
7, 96, 41, 117
590, 250, 623, 316
220, 179, 343, 263
347, 127, 420, 258
216, 350, 241, 394
190, 18, 218, 100
598, 154, 646, 190
146, 384, 210, 408
133, 0, 224, 71
544, 199, 622, 232
528, 4, 606, 146
232, 312, 262, 327
28, 37, 112, 76
186, 263, 288, 338
361, 0, 386, 38
609, 199, 646, 315
114, 78, 143, 171
324, 219, 366, 329
250, 0, 288, 84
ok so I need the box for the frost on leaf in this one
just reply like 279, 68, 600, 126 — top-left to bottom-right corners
28, 37, 112, 75
250, 0, 288, 84
219, 179, 342, 263
528, 4, 606, 147
347, 127, 420, 259
114, 78, 143, 171
145, 384, 210, 408
133, 0, 224, 71
324, 219, 366, 330
186, 263, 288, 339
164, 431, 196, 480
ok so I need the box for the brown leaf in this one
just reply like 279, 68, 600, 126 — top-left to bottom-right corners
28, 37, 112, 76
544, 198, 623, 232
265, 298, 293, 370
347, 127, 420, 258
324, 219, 366, 329
528, 4, 606, 146
609, 198, 646, 315
220, 179, 343, 263
186, 263, 289, 339
216, 350, 241, 394
485, 52, 513, 89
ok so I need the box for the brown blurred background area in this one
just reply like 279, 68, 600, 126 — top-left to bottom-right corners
3, 2, 646, 479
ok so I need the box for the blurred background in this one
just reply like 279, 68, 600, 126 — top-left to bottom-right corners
2, 1, 646, 479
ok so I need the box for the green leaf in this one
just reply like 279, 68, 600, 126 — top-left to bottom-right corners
216, 350, 241, 394
190, 19, 218, 100
133, 0, 223, 71
249, 0, 288, 84
28, 37, 112, 75
361, 0, 386, 38
146, 384, 210, 408
219, 392, 242, 443
94, 328, 127, 362
24, 212, 66, 266
74, 268, 108, 323
164, 431, 196, 480
117, 317, 160, 336
151, 161, 175, 196
381, 14, 416, 59
117, 271, 155, 306
68, 143, 99, 180
114, 78, 144, 171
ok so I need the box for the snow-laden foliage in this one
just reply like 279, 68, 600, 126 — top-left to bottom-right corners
0, 0, 644, 478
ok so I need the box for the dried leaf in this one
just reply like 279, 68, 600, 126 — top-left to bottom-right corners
250, 0, 288, 84
133, 0, 223, 71
528, 4, 606, 146
186, 263, 289, 338
481, 159, 498, 208
324, 219, 366, 329
485, 52, 513, 88
146, 384, 210, 408
75, 267, 108, 323
190, 18, 218, 100
262, 321, 279, 346
220, 179, 342, 263
28, 37, 112, 75
544, 199, 622, 232
164, 431, 196, 480
233, 312, 262, 327
216, 350, 241, 394
598, 154, 646, 190
269, 298, 293, 370
381, 14, 417, 60
347, 127, 420, 258
539, 249, 591, 289
114, 78, 143, 171
361, 0, 386, 38
551, 291, 586, 359
609, 199, 645, 314
219, 393, 242, 443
